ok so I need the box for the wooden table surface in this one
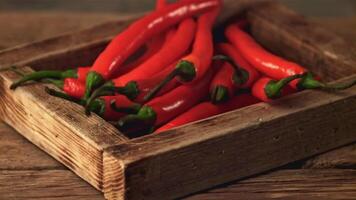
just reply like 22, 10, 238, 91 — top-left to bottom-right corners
1, 11, 356, 200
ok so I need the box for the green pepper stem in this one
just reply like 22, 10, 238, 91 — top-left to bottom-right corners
85, 81, 139, 115
213, 54, 249, 86
110, 100, 141, 114
46, 87, 106, 116
10, 69, 77, 90
84, 71, 105, 100
42, 79, 64, 89
45, 87, 84, 105
298, 72, 356, 91
144, 60, 196, 103
266, 74, 304, 99
143, 68, 181, 103
210, 85, 230, 104
116, 106, 156, 130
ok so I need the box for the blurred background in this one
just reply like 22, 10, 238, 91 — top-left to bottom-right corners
0, 0, 355, 16
0, 0, 355, 49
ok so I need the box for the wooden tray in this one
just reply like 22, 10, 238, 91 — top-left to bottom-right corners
1, 1, 356, 199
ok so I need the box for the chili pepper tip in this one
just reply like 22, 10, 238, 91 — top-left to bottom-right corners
210, 85, 229, 104
213, 54, 249, 86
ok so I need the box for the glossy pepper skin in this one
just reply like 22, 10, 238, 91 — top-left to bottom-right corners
85, 0, 220, 99
252, 75, 303, 102
156, 94, 259, 133
217, 43, 260, 88
46, 78, 140, 121
144, 6, 221, 102
86, 63, 180, 111
209, 61, 236, 104
116, 68, 214, 132
225, 24, 306, 88
118, 18, 196, 85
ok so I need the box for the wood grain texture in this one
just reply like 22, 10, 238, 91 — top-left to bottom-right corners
0, 123, 64, 170
303, 143, 356, 169
0, 169, 104, 200
248, 2, 356, 81
0, 67, 129, 191
187, 169, 356, 200
0, 14, 139, 70
104, 75, 356, 200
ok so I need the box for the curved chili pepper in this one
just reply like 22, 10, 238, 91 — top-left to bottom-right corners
84, 0, 220, 99
225, 24, 306, 89
85, 63, 180, 113
118, 18, 197, 84
226, 25, 356, 92
156, 94, 259, 133
217, 43, 260, 88
9, 67, 89, 90
114, 68, 214, 133
144, 6, 222, 102
114, 35, 165, 77
252, 74, 304, 102
209, 61, 236, 104
45, 79, 140, 121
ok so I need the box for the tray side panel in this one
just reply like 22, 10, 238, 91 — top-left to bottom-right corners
0, 69, 128, 191
105, 75, 356, 199
248, 2, 356, 81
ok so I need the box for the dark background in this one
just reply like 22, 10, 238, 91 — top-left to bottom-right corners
1, 0, 355, 17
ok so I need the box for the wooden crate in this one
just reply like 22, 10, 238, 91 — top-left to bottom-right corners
1, 1, 356, 199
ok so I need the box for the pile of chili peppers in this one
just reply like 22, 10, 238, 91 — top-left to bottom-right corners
10, 0, 356, 138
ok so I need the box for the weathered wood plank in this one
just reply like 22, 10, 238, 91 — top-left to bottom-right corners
0, 12, 119, 50
187, 169, 356, 200
248, 2, 356, 81
0, 14, 139, 70
0, 123, 64, 170
303, 143, 356, 169
104, 75, 356, 200
0, 68, 129, 191
0, 169, 104, 200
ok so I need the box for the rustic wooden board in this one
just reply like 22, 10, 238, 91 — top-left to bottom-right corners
0, 123, 64, 170
0, 169, 103, 200
187, 169, 356, 200
1, 1, 356, 200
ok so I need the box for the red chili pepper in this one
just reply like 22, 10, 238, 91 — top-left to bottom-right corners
209, 61, 236, 104
118, 18, 196, 84
156, 0, 167, 9
251, 75, 304, 102
85, 0, 220, 99
217, 43, 260, 88
156, 94, 259, 133
225, 24, 306, 89
85, 63, 181, 113
115, 68, 214, 132
10, 66, 90, 90
144, 6, 221, 102
113, 35, 165, 77
226, 25, 356, 92
45, 79, 140, 121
